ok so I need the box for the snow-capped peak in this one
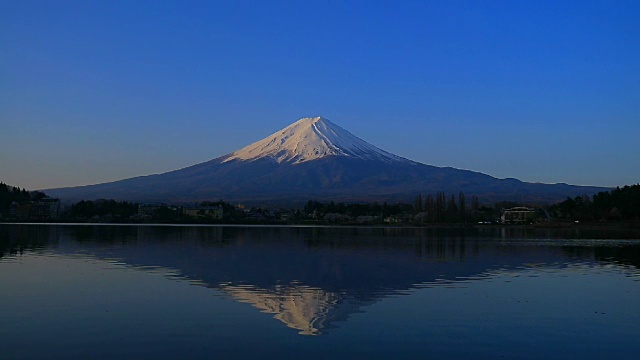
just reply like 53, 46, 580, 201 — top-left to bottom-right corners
223, 117, 411, 164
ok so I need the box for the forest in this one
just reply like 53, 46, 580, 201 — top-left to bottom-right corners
549, 185, 640, 222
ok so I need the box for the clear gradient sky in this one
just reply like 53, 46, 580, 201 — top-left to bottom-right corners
2, 0, 639, 190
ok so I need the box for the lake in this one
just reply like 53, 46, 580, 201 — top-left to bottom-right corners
1, 224, 639, 359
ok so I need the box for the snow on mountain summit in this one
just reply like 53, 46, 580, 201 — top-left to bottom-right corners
223, 117, 411, 164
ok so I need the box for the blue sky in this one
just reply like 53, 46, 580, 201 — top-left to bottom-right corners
2, 0, 638, 190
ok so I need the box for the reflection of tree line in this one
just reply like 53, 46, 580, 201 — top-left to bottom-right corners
68, 225, 138, 243
301, 228, 482, 261
560, 245, 640, 270
3, 224, 639, 260
0, 225, 59, 258
0, 225, 234, 259
486, 225, 640, 240
67, 225, 231, 246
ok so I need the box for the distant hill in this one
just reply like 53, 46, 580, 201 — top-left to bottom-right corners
45, 117, 608, 205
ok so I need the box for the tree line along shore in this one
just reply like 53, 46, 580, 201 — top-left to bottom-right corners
1, 182, 639, 226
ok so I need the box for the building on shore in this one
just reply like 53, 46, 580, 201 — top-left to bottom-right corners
183, 205, 223, 220
8, 198, 61, 220
501, 207, 538, 224
138, 204, 164, 218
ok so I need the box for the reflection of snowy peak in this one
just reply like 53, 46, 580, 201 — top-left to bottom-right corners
220, 283, 364, 336
223, 117, 411, 164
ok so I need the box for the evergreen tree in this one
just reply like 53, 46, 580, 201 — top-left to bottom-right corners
425, 194, 435, 221
435, 192, 446, 222
414, 193, 423, 212
446, 194, 458, 222
471, 195, 480, 212
458, 191, 466, 222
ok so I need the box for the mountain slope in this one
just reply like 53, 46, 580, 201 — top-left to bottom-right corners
45, 117, 608, 204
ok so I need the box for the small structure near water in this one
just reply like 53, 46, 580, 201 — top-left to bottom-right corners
501, 207, 538, 224
183, 205, 223, 220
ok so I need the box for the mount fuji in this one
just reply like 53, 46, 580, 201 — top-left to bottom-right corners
46, 117, 607, 205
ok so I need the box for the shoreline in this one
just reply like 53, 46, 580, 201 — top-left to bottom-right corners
2, 221, 639, 231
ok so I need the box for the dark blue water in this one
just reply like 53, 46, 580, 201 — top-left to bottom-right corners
1, 224, 639, 359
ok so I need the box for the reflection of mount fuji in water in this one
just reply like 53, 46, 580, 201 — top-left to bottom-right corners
2, 225, 640, 335
219, 283, 366, 335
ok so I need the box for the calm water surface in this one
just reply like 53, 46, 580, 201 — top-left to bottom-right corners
1, 224, 639, 359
